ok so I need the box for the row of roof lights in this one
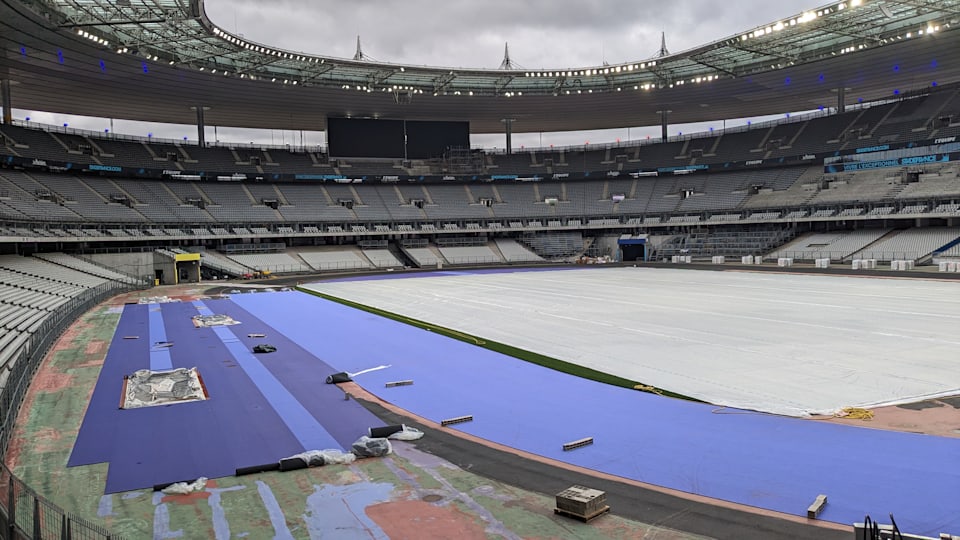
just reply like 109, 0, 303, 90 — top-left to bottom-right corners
113, 46, 158, 62
76, 28, 108, 47
211, 27, 323, 64
341, 85, 425, 94
523, 62, 656, 78
838, 23, 942, 54
740, 0, 863, 42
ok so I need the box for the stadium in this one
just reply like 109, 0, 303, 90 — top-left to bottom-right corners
1, 0, 960, 538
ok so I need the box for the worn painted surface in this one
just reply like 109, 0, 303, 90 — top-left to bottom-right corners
6, 286, 710, 539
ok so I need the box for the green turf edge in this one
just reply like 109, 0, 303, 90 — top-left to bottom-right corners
296, 285, 699, 402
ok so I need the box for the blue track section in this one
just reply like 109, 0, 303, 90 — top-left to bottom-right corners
193, 300, 342, 451
148, 306, 173, 371
230, 289, 960, 537
69, 304, 150, 467
202, 298, 378, 449
69, 299, 381, 493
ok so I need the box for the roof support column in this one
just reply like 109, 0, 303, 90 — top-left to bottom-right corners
657, 110, 672, 142
192, 105, 209, 148
502, 118, 514, 155
1, 79, 12, 125
837, 87, 846, 114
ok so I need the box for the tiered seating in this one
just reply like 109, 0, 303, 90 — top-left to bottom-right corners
0, 126, 74, 162
226, 253, 309, 273
119, 180, 213, 222
362, 249, 403, 268
32, 253, 142, 284
809, 170, 902, 204
0, 254, 133, 388
659, 228, 787, 258
709, 129, 769, 161
770, 229, 890, 261
180, 249, 251, 276
199, 183, 281, 222
0, 170, 84, 221
896, 170, 960, 200
520, 232, 584, 258
772, 115, 846, 156
932, 203, 960, 215
840, 103, 897, 143
402, 247, 443, 267
296, 248, 372, 271
871, 91, 956, 142
425, 185, 488, 219
93, 139, 161, 169
492, 184, 546, 218
494, 239, 543, 262
271, 149, 320, 173
436, 245, 502, 265
852, 228, 960, 261
186, 146, 244, 171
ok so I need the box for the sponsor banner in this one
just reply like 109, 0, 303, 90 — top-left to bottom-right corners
293, 174, 346, 180
824, 153, 952, 173
88, 164, 123, 173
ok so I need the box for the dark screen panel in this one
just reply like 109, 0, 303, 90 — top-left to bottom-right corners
327, 117, 405, 158
405, 121, 471, 159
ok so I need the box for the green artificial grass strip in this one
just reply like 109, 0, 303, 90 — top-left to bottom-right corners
297, 285, 698, 402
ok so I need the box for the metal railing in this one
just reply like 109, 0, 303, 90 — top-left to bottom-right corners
0, 281, 144, 540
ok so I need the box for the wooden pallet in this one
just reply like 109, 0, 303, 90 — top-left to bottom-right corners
554, 505, 610, 523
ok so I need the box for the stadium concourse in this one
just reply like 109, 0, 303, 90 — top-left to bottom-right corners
4, 0, 960, 538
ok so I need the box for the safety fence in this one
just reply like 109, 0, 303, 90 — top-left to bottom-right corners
0, 283, 142, 540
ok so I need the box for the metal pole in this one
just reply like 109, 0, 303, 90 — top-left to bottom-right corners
195, 105, 206, 148
659, 110, 670, 142
837, 87, 846, 114
33, 497, 41, 539
7, 474, 15, 539
1, 79, 12, 125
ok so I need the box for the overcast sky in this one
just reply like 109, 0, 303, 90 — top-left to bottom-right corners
15, 0, 821, 149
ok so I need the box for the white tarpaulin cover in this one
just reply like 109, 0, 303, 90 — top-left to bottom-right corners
307, 268, 960, 417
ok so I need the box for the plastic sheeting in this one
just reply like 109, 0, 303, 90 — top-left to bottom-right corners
161, 477, 207, 495
192, 314, 240, 327
351, 436, 392, 458
307, 268, 960, 417
121, 367, 207, 409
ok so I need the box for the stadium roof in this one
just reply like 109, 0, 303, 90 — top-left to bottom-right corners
1, 0, 959, 133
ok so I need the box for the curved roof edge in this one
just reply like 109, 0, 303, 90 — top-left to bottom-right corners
2, 0, 960, 133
